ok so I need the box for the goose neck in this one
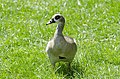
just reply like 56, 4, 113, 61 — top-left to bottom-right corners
54, 23, 65, 37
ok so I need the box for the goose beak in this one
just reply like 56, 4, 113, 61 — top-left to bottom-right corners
46, 21, 51, 25
46, 19, 55, 25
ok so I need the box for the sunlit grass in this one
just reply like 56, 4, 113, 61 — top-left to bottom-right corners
0, 0, 120, 79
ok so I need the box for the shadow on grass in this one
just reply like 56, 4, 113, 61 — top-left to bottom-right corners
55, 61, 85, 79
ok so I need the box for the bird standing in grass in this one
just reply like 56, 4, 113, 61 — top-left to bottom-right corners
46, 14, 77, 68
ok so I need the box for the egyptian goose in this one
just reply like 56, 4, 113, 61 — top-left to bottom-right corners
46, 14, 77, 68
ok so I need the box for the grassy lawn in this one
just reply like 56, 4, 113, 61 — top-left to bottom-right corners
0, 0, 120, 79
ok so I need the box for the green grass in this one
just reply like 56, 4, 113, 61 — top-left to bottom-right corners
0, 0, 120, 79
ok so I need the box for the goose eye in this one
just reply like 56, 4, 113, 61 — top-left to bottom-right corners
55, 15, 60, 20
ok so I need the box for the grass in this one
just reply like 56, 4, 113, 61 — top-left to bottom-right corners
0, 0, 120, 79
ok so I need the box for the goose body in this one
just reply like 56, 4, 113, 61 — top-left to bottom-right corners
46, 14, 77, 67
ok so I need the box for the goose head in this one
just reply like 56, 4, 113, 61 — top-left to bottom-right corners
46, 14, 65, 25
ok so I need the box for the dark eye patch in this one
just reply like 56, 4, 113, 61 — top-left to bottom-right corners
55, 15, 60, 20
